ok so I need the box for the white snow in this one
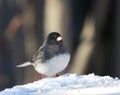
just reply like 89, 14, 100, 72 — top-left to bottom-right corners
0, 73, 120, 95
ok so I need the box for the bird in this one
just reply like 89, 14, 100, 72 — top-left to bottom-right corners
17, 32, 70, 77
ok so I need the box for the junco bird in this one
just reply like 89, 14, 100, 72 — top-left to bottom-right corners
17, 32, 70, 76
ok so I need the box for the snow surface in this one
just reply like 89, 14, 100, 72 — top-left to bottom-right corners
0, 73, 120, 95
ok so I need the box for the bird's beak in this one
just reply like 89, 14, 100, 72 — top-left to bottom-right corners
56, 36, 62, 41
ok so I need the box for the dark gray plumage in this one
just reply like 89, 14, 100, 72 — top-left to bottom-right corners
31, 32, 68, 63
17, 32, 70, 76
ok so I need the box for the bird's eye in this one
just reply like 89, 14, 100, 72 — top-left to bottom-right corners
56, 36, 62, 41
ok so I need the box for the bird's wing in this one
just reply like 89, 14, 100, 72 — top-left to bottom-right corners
31, 46, 45, 62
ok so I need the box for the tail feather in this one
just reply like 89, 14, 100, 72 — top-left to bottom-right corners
16, 62, 33, 68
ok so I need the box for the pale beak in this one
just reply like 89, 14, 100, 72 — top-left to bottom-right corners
56, 36, 62, 41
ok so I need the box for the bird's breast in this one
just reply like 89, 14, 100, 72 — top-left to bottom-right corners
34, 53, 70, 76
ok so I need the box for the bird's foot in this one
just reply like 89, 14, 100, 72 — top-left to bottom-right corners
56, 74, 59, 77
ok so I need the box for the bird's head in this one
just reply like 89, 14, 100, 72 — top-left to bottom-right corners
46, 32, 63, 46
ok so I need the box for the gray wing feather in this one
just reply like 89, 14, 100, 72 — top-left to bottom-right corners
31, 46, 45, 62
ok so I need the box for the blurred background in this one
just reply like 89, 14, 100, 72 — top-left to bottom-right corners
0, 0, 120, 90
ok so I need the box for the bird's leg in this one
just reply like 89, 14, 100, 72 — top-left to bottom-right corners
56, 74, 59, 77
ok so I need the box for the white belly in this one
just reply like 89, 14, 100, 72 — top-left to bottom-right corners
34, 53, 70, 76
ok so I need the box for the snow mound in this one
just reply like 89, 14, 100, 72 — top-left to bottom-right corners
0, 73, 120, 95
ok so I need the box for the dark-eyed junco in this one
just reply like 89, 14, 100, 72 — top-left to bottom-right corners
17, 32, 70, 76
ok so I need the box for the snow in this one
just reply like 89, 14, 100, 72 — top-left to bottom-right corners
0, 73, 120, 95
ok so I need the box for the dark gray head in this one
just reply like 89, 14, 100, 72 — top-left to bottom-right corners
45, 32, 63, 46
31, 32, 68, 62
43, 32, 67, 60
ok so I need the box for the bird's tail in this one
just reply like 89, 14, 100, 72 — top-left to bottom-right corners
16, 62, 33, 68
